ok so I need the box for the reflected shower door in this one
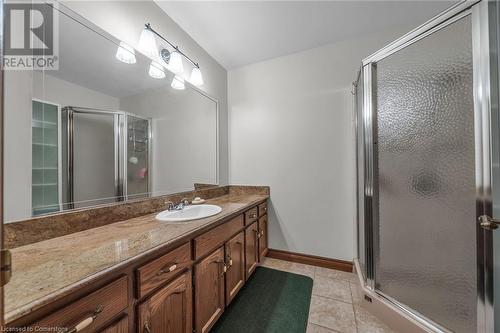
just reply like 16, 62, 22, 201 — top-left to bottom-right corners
374, 14, 476, 332
62, 110, 119, 208
126, 115, 150, 199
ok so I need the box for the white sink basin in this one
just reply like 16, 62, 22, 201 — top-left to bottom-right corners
155, 204, 222, 222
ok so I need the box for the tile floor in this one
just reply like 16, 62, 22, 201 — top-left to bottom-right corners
260, 257, 397, 333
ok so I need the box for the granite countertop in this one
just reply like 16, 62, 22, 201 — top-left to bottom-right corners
5, 193, 268, 323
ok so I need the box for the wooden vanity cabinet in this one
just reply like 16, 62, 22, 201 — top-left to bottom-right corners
137, 271, 192, 333
12, 201, 269, 333
194, 247, 226, 333
258, 215, 268, 261
245, 221, 259, 279
225, 231, 245, 305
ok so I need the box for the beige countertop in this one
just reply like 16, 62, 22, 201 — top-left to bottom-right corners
5, 193, 268, 323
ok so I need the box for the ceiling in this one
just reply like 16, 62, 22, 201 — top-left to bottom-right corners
156, 1, 456, 70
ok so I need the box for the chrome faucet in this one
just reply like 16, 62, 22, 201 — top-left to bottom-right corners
165, 201, 175, 211
166, 198, 190, 211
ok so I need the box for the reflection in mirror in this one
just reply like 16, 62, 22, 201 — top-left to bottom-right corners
4, 4, 218, 222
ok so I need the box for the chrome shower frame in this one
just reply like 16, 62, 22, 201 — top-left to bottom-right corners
354, 0, 498, 332
62, 106, 152, 209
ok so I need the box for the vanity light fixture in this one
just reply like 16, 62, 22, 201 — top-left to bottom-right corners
171, 75, 185, 90
140, 23, 204, 86
168, 51, 184, 74
190, 66, 204, 86
138, 26, 158, 58
148, 60, 166, 79
115, 42, 136, 64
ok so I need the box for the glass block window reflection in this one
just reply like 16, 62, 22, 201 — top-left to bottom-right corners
32, 100, 60, 216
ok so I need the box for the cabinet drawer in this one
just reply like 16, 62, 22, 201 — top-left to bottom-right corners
194, 215, 244, 260
32, 276, 128, 333
137, 242, 191, 298
100, 316, 128, 333
258, 202, 268, 216
244, 207, 258, 224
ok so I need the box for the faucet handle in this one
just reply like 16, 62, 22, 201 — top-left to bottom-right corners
165, 201, 174, 211
180, 198, 190, 206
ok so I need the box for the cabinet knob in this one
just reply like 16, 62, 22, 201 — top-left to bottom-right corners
144, 321, 152, 333
67, 305, 103, 333
157, 263, 178, 276
216, 259, 227, 276
249, 214, 257, 219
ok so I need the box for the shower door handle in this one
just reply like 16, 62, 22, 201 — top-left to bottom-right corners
479, 215, 500, 230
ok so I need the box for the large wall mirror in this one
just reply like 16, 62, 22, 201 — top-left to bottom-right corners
4, 3, 218, 222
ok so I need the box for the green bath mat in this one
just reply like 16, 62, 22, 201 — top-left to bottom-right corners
211, 266, 313, 333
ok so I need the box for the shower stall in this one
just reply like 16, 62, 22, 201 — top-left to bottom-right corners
354, 1, 500, 332
61, 107, 151, 209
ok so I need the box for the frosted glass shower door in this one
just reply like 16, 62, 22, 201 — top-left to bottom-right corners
374, 14, 476, 332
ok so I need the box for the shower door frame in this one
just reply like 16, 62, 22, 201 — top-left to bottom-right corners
62, 106, 152, 209
356, 0, 497, 332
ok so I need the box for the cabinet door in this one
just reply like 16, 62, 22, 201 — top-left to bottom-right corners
138, 271, 193, 333
100, 317, 128, 333
225, 231, 245, 305
245, 221, 259, 279
258, 215, 268, 261
195, 247, 225, 333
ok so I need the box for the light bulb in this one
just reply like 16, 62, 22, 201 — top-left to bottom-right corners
168, 51, 184, 74
171, 75, 185, 90
138, 27, 158, 58
190, 66, 203, 86
149, 61, 165, 79
115, 42, 136, 64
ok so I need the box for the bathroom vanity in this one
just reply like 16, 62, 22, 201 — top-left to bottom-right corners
5, 187, 269, 333
1, 2, 268, 332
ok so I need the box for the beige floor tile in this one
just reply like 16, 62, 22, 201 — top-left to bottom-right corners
308, 295, 357, 333
355, 305, 397, 333
261, 257, 288, 269
349, 281, 364, 305
307, 322, 340, 333
312, 275, 352, 303
286, 262, 316, 278
261, 258, 315, 278
316, 266, 359, 283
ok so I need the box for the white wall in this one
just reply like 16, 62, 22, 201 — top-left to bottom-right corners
4, 71, 35, 221
4, 71, 119, 221
228, 28, 411, 261
62, 0, 229, 185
